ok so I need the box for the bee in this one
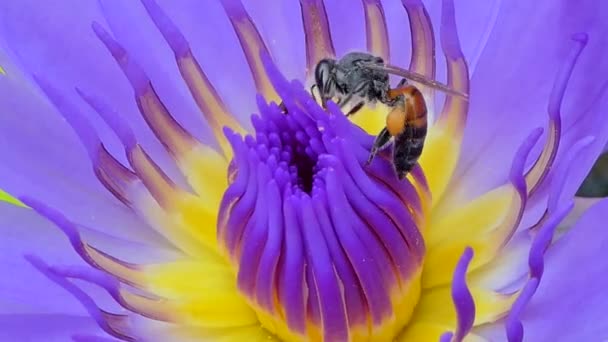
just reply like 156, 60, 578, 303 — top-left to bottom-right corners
311, 52, 468, 179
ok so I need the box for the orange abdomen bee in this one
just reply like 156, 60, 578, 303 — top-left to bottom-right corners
312, 52, 466, 179
373, 85, 428, 179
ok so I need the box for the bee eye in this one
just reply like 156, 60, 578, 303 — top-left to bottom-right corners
315, 59, 336, 97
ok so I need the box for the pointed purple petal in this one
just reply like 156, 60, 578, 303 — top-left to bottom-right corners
453, 1, 608, 201
477, 199, 608, 340
451, 247, 475, 342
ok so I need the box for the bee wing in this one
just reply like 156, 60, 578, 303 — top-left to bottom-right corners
366, 64, 469, 100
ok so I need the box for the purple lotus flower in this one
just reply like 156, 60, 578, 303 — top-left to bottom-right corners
1, 0, 607, 341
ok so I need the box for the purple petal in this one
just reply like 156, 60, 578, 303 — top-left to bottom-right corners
522, 33, 586, 198
0, 56, 166, 248
72, 335, 119, 342
382, 0, 503, 75
0, 314, 101, 341
298, 195, 349, 341
477, 198, 608, 340
362, 0, 390, 61
0, 200, 176, 316
25, 255, 136, 341
0, 78, 173, 248
0, 76, 148, 242
322, 0, 365, 58
105, 0, 259, 122
439, 331, 454, 342
322, 0, 505, 80
0, 0, 175, 166
217, 58, 425, 339
505, 278, 538, 342
547, 90, 608, 204
503, 203, 573, 342
277, 194, 307, 333
0, 202, 89, 315
252, 0, 505, 81
451, 247, 475, 342
473, 135, 594, 292
241, 0, 306, 79
219, 0, 279, 100
452, 1, 608, 200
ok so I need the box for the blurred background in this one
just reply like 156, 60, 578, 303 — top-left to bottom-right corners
578, 151, 608, 197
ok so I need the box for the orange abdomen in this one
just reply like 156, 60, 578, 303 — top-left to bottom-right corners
387, 86, 428, 179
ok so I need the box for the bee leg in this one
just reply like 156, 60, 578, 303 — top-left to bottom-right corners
336, 93, 353, 108
310, 84, 319, 103
345, 101, 365, 117
279, 101, 288, 114
392, 127, 416, 179
396, 78, 408, 88
366, 127, 392, 165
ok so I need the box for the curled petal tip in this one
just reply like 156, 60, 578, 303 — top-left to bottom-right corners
91, 20, 149, 95
32, 74, 58, 97
90, 20, 103, 33
74, 87, 86, 97
140, 0, 189, 56
23, 254, 63, 281
510, 127, 543, 184
26, 249, 136, 341
440, 0, 462, 59
31, 73, 44, 86
461, 246, 474, 261
34, 77, 105, 162
76, 87, 136, 149
529, 202, 574, 278
572, 32, 589, 44
18, 197, 83, 248
524, 35, 588, 195
547, 33, 587, 120
90, 21, 124, 59
23, 254, 46, 269
508, 203, 574, 341
505, 278, 540, 342
451, 246, 475, 342
401, 0, 423, 6
531, 127, 544, 140
18, 196, 40, 210
507, 320, 524, 342
220, 0, 244, 14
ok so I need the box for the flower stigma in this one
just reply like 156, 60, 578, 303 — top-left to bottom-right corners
217, 56, 427, 341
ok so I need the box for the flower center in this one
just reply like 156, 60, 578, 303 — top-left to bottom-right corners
293, 148, 316, 194
217, 71, 427, 341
